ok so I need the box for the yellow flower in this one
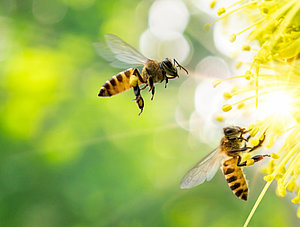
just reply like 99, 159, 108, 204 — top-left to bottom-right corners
209, 0, 300, 225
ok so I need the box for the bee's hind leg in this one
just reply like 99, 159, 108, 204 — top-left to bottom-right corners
130, 68, 145, 115
132, 85, 144, 116
237, 154, 270, 167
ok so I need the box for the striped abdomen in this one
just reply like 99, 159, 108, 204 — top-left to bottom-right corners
98, 68, 143, 97
222, 157, 248, 201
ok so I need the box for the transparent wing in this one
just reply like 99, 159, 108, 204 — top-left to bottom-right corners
180, 148, 225, 189
95, 34, 149, 67
93, 41, 140, 68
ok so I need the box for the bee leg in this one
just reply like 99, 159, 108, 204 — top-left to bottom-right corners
151, 86, 155, 100
141, 84, 148, 90
134, 68, 146, 83
148, 77, 155, 100
247, 134, 266, 153
130, 69, 145, 115
228, 139, 265, 155
240, 134, 251, 142
237, 154, 270, 167
228, 146, 252, 155
132, 85, 144, 116
148, 77, 153, 92
146, 67, 151, 75
136, 96, 144, 116
167, 75, 178, 80
165, 77, 168, 88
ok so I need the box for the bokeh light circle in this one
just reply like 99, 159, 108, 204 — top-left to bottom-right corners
32, 0, 68, 25
148, 0, 189, 39
140, 29, 190, 63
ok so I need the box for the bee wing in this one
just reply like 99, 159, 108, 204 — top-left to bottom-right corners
180, 148, 225, 189
93, 41, 138, 68
95, 34, 149, 67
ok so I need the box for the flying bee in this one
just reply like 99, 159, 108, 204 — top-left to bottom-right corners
180, 126, 270, 201
96, 34, 188, 115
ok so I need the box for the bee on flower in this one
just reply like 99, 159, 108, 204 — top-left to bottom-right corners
205, 0, 300, 224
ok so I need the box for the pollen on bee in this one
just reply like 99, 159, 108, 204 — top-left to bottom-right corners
246, 159, 255, 166
243, 153, 251, 160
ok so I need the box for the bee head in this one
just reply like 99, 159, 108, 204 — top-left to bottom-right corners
161, 58, 189, 77
223, 126, 243, 139
161, 58, 178, 77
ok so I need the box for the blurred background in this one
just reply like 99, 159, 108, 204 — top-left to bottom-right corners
0, 0, 298, 226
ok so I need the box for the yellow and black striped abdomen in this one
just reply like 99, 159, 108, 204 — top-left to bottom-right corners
222, 157, 248, 201
98, 68, 142, 97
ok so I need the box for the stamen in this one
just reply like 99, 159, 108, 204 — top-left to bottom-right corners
211, 0, 259, 26
222, 104, 232, 112
236, 18, 265, 36
243, 181, 272, 227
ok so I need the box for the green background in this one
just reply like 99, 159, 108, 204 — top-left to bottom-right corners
0, 0, 298, 226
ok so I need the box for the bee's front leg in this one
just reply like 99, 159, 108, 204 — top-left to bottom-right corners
237, 154, 270, 167
228, 137, 265, 155
164, 75, 178, 88
165, 77, 168, 88
240, 134, 251, 142
247, 133, 265, 153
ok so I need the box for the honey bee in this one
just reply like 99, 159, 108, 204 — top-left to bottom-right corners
96, 34, 188, 115
180, 126, 270, 200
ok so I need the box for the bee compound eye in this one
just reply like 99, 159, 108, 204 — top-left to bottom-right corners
224, 128, 234, 135
163, 58, 172, 68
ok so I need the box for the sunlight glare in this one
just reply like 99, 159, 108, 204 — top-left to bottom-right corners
257, 91, 294, 119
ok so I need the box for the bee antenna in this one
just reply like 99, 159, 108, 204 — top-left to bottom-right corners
173, 59, 189, 75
